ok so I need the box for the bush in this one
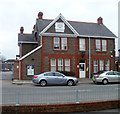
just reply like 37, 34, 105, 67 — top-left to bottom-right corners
59, 71, 75, 76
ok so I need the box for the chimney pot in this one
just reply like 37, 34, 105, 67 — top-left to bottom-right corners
97, 17, 103, 24
38, 12, 43, 19
20, 27, 24, 34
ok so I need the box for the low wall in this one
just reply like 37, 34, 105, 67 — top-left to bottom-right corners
1, 100, 120, 113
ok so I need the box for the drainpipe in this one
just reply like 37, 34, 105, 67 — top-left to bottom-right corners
88, 37, 91, 79
19, 61, 21, 80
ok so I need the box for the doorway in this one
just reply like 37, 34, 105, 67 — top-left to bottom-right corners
79, 60, 86, 78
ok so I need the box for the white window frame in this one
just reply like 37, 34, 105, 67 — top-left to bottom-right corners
55, 22, 65, 32
94, 60, 98, 73
79, 39, 85, 51
51, 59, 56, 71
61, 38, 67, 50
54, 37, 60, 50
102, 40, 107, 51
96, 40, 101, 51
100, 60, 104, 71
65, 59, 70, 72
58, 59, 63, 71
105, 60, 110, 71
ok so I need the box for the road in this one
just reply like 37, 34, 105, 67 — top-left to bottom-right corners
1, 72, 120, 105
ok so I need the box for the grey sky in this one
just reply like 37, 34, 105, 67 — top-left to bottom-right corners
0, 0, 119, 59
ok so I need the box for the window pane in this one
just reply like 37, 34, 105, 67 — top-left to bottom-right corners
61, 38, 67, 50
54, 37, 60, 49
51, 59, 56, 71
105, 60, 110, 71
96, 40, 100, 51
102, 40, 106, 51
100, 60, 104, 71
94, 60, 98, 73
58, 59, 63, 71
65, 59, 70, 71
79, 39, 85, 51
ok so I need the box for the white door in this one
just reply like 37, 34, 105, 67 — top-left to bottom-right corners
79, 63, 86, 78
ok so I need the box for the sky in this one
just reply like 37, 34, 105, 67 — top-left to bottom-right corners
0, 0, 119, 59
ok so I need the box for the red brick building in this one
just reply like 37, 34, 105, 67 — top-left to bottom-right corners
14, 12, 117, 80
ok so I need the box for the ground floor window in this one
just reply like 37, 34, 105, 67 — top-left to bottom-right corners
58, 59, 63, 71
65, 59, 70, 71
100, 60, 104, 71
50, 59, 56, 71
94, 60, 98, 73
50, 58, 70, 72
93, 59, 110, 73
105, 60, 110, 71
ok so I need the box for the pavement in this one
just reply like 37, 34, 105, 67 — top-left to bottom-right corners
12, 78, 93, 85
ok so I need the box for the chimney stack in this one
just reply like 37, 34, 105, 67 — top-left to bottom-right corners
38, 12, 43, 19
20, 27, 24, 34
97, 17, 103, 24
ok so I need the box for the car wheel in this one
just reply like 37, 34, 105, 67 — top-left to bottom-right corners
102, 79, 108, 85
67, 80, 74, 86
40, 80, 47, 87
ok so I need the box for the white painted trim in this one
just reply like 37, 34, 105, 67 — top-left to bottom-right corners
19, 45, 42, 60
41, 33, 77, 37
41, 33, 116, 39
40, 13, 79, 36
18, 41, 38, 44
77, 35, 117, 39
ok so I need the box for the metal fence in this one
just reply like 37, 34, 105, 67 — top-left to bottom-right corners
2, 86, 119, 105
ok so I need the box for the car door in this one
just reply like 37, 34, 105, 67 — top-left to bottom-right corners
44, 72, 56, 84
106, 71, 116, 82
114, 71, 120, 82
54, 72, 65, 84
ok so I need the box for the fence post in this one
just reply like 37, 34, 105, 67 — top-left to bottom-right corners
75, 90, 79, 103
16, 90, 20, 106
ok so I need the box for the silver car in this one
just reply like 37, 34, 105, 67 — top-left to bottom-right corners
92, 71, 120, 84
32, 71, 78, 86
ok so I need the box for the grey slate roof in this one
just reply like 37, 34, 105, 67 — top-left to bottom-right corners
36, 19, 116, 38
18, 18, 116, 44
18, 33, 38, 44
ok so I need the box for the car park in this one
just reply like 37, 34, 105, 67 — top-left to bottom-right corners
32, 71, 78, 86
92, 71, 120, 84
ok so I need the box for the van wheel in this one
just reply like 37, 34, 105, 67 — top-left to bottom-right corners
40, 80, 47, 87
102, 79, 108, 85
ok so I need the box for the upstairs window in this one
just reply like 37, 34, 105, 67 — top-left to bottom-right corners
96, 40, 101, 51
95, 39, 107, 51
79, 39, 85, 51
61, 38, 67, 50
54, 37, 67, 50
54, 37, 60, 49
102, 40, 107, 51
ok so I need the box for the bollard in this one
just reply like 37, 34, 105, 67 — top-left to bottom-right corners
75, 90, 79, 103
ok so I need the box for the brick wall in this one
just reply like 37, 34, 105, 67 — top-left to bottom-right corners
14, 60, 19, 80
2, 100, 120, 113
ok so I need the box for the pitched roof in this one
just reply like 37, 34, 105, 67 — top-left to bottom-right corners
18, 33, 38, 44
36, 17, 116, 38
